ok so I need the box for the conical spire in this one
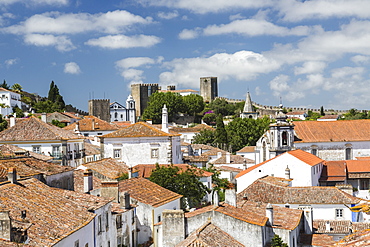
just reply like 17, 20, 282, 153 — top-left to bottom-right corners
243, 92, 254, 113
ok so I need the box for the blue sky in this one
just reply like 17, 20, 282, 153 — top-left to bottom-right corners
1, 0, 370, 111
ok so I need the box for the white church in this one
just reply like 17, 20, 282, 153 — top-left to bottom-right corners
110, 95, 136, 123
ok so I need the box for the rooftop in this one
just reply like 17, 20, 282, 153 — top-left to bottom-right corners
118, 177, 182, 207
64, 115, 119, 132
238, 176, 361, 205
0, 116, 82, 141
133, 164, 213, 178
294, 119, 370, 143
102, 122, 179, 138
236, 146, 256, 153
170, 124, 214, 133
84, 158, 129, 180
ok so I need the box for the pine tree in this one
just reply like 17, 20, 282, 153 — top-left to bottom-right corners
0, 80, 10, 89
214, 114, 228, 146
271, 234, 288, 247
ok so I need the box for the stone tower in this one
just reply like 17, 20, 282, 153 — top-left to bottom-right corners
88, 99, 110, 122
200, 77, 218, 102
240, 92, 258, 119
131, 83, 159, 118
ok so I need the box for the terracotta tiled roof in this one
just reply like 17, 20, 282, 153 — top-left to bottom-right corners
74, 169, 103, 193
133, 164, 213, 178
184, 155, 209, 162
320, 161, 347, 182
346, 160, 370, 173
0, 157, 73, 179
102, 122, 179, 138
237, 146, 256, 153
238, 177, 360, 205
191, 144, 215, 150
0, 144, 53, 161
0, 177, 112, 246
111, 121, 132, 128
175, 222, 244, 247
314, 220, 352, 234
317, 114, 340, 120
217, 166, 243, 172
236, 200, 302, 230
300, 234, 335, 247
64, 115, 119, 131
334, 229, 370, 246
215, 203, 268, 226
356, 156, 370, 160
286, 111, 306, 115
235, 149, 323, 179
118, 177, 182, 207
83, 141, 101, 156
0, 116, 82, 141
170, 124, 214, 133
210, 154, 254, 165
84, 158, 129, 179
294, 119, 370, 143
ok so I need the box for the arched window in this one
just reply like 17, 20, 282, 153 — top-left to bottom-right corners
282, 131, 288, 146
114, 112, 118, 119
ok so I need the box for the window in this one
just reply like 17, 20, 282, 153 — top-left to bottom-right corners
97, 133, 103, 136
32, 146, 41, 154
116, 214, 122, 229
74, 240, 79, 247
114, 149, 121, 159
158, 215, 161, 223
52, 145, 60, 157
117, 237, 122, 247
311, 149, 317, 156
335, 209, 343, 218
345, 148, 352, 160
105, 212, 109, 229
98, 215, 102, 233
360, 180, 369, 190
282, 131, 288, 146
151, 148, 159, 158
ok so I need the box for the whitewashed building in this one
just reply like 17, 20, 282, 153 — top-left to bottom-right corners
235, 149, 325, 193
110, 95, 136, 124
0, 116, 85, 167
64, 115, 119, 137
0, 87, 23, 116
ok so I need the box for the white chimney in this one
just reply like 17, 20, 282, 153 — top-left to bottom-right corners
41, 113, 47, 123
9, 116, 15, 127
147, 120, 153, 124
243, 160, 247, 170
83, 169, 93, 193
162, 104, 169, 133
266, 203, 273, 226
285, 165, 291, 181
225, 189, 237, 207
7, 167, 17, 184
325, 221, 330, 232
217, 152, 222, 159
226, 152, 231, 164
213, 190, 219, 206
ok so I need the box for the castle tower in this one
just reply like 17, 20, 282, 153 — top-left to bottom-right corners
200, 77, 218, 103
240, 91, 258, 119
131, 83, 159, 118
88, 99, 110, 122
126, 94, 136, 124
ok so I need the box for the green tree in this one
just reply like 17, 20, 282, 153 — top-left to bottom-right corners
202, 165, 231, 202
142, 92, 185, 123
0, 80, 9, 89
271, 234, 288, 247
51, 119, 67, 128
11, 83, 22, 92
306, 110, 321, 121
193, 129, 215, 145
47, 81, 65, 111
183, 94, 205, 116
208, 98, 236, 116
12, 106, 24, 118
202, 112, 217, 126
0, 114, 8, 131
149, 164, 208, 208
320, 106, 325, 116
214, 114, 228, 145
226, 116, 270, 153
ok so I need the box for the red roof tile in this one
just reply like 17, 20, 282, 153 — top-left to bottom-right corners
102, 122, 179, 138
294, 119, 370, 143
64, 115, 119, 131
133, 164, 213, 178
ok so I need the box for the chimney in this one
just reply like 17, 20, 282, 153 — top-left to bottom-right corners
74, 122, 80, 134
147, 120, 153, 124
7, 167, 17, 184
41, 113, 47, 123
285, 165, 290, 180
266, 203, 273, 226
213, 190, 219, 206
119, 191, 131, 209
325, 221, 331, 232
9, 116, 15, 127
225, 189, 237, 207
226, 152, 231, 164
83, 169, 93, 193
217, 152, 222, 159
92, 118, 95, 129
243, 160, 247, 170
162, 104, 169, 133
0, 211, 11, 241
21, 210, 27, 220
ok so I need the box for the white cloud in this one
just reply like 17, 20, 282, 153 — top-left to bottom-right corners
178, 28, 200, 39
115, 57, 156, 69
64, 62, 81, 74
4, 58, 18, 67
137, 0, 272, 14
115, 56, 163, 83
85, 34, 161, 49
24, 33, 75, 51
294, 61, 326, 75
159, 50, 280, 88
157, 11, 178, 19
229, 13, 245, 21
0, 0, 68, 6
278, 0, 370, 22
4, 10, 153, 35
351, 55, 370, 65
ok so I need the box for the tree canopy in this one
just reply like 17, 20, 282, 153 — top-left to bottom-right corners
271, 234, 288, 247
47, 81, 65, 111
0, 114, 8, 131
149, 164, 209, 208
0, 80, 9, 89
182, 94, 205, 116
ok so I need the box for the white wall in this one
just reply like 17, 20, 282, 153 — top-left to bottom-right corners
54, 219, 94, 247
